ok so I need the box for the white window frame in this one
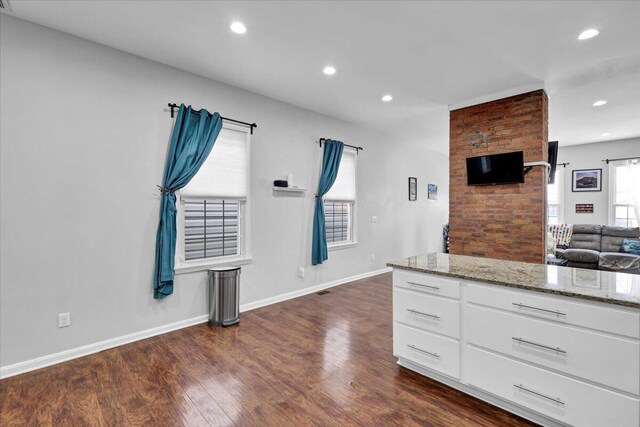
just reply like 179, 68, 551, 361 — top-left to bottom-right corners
174, 123, 252, 274
609, 160, 639, 227
325, 200, 357, 250
547, 168, 563, 225
326, 148, 358, 250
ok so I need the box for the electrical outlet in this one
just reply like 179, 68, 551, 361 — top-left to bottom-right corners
371, 254, 376, 262
298, 267, 305, 278
371, 215, 378, 223
58, 312, 71, 328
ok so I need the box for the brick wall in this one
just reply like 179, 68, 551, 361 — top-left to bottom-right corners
449, 90, 549, 263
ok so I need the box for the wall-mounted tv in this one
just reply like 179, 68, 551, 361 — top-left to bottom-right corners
466, 151, 524, 186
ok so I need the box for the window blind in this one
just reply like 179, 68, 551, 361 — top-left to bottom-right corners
324, 201, 352, 243
181, 127, 248, 199
325, 149, 356, 201
184, 199, 239, 260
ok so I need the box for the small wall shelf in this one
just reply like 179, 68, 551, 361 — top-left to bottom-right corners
272, 187, 306, 194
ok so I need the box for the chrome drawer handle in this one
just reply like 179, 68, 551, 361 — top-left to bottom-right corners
407, 281, 440, 291
514, 384, 564, 405
407, 309, 440, 320
512, 337, 567, 354
407, 344, 440, 358
513, 302, 566, 316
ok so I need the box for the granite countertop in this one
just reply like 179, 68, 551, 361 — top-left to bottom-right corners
387, 253, 640, 309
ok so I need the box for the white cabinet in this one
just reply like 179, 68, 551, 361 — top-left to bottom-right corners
466, 346, 639, 427
466, 304, 639, 395
392, 270, 640, 427
394, 288, 461, 338
394, 323, 460, 379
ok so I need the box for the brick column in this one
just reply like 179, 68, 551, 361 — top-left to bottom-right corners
449, 90, 549, 263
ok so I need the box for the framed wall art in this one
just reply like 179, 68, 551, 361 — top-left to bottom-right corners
572, 169, 602, 192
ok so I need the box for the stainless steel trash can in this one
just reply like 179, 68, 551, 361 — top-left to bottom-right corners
207, 266, 240, 327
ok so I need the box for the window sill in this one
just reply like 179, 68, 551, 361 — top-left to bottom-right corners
174, 257, 253, 275
328, 242, 359, 251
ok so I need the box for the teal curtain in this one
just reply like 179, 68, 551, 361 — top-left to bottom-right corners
312, 140, 344, 265
153, 104, 223, 299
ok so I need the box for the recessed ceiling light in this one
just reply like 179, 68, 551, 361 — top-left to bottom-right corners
323, 66, 336, 75
601, 132, 611, 137
381, 94, 393, 102
230, 22, 247, 34
578, 29, 599, 40
593, 100, 607, 107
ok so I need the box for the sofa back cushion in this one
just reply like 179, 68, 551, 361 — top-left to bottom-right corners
569, 224, 602, 251
601, 226, 640, 253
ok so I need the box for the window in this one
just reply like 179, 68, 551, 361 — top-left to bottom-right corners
184, 199, 239, 260
176, 124, 250, 269
324, 148, 357, 246
325, 201, 352, 244
610, 160, 638, 227
547, 169, 562, 225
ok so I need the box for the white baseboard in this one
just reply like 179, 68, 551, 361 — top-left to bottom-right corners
0, 267, 391, 380
239, 267, 392, 313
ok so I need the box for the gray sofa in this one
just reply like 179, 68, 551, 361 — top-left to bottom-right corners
556, 225, 640, 274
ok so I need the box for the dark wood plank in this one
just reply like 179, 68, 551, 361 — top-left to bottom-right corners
0, 273, 537, 426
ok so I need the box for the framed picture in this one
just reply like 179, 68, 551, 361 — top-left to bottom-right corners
572, 169, 602, 192
408, 177, 417, 201
428, 183, 438, 200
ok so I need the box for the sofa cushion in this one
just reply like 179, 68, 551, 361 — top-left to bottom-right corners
572, 224, 602, 235
599, 252, 640, 273
561, 248, 600, 263
602, 226, 640, 238
569, 228, 602, 251
601, 227, 640, 253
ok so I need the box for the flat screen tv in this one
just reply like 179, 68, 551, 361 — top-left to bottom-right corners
466, 151, 524, 186
548, 141, 559, 184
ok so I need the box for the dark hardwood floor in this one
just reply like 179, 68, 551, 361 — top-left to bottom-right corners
0, 273, 537, 426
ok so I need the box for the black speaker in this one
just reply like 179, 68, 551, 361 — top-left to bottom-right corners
273, 180, 288, 188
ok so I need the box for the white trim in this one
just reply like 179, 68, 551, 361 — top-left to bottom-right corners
0, 268, 392, 379
328, 241, 359, 251
448, 82, 546, 111
174, 256, 253, 274
239, 267, 391, 312
0, 315, 208, 379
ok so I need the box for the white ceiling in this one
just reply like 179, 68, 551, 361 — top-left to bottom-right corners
4, 1, 640, 153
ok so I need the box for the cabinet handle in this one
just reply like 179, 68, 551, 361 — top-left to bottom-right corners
407, 344, 440, 358
512, 302, 566, 316
514, 383, 565, 405
407, 309, 440, 320
407, 281, 440, 291
512, 337, 567, 354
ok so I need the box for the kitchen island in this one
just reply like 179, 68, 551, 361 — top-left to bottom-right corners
387, 253, 640, 427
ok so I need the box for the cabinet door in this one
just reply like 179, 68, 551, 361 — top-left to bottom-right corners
466, 304, 640, 395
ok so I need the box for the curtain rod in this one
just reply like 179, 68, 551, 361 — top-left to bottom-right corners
557, 162, 570, 168
167, 103, 257, 134
602, 156, 639, 164
318, 138, 364, 153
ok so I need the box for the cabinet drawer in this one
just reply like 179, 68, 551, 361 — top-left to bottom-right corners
467, 305, 640, 395
394, 288, 460, 339
467, 282, 640, 339
393, 270, 460, 300
394, 323, 460, 379
466, 346, 639, 427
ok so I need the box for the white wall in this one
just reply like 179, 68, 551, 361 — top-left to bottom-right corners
557, 138, 640, 225
0, 16, 449, 368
